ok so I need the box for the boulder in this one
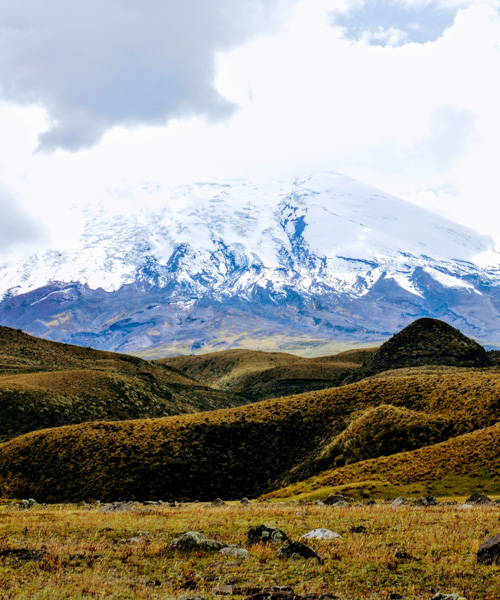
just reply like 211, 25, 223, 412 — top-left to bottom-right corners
431, 594, 467, 600
391, 497, 407, 508
220, 545, 251, 559
465, 493, 492, 505
211, 498, 227, 507
169, 531, 226, 552
416, 496, 438, 506
477, 534, 500, 565
248, 524, 288, 544
276, 541, 323, 561
300, 528, 342, 540
324, 494, 349, 506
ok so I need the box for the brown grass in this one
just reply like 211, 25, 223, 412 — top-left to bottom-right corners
0, 326, 247, 441
0, 502, 498, 599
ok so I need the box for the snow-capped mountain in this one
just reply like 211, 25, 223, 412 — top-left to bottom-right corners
1, 172, 500, 356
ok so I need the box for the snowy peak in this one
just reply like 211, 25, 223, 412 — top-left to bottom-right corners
1, 172, 500, 354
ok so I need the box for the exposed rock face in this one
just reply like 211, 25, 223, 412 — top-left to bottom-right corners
351, 318, 493, 380
477, 534, 500, 565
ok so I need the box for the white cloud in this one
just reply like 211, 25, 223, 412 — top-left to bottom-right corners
0, 0, 500, 250
0, 0, 298, 151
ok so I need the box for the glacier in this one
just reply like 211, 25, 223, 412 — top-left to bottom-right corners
1, 172, 500, 356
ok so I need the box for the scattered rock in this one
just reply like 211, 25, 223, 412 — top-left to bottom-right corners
416, 496, 438, 506
244, 589, 336, 600
211, 498, 227, 507
324, 494, 349, 506
300, 528, 342, 540
219, 545, 251, 559
179, 596, 207, 600
477, 534, 500, 565
244, 590, 300, 600
99, 501, 135, 513
391, 497, 407, 508
314, 500, 324, 506
458, 504, 473, 510
248, 524, 289, 545
442, 501, 458, 506
169, 531, 226, 552
366, 499, 377, 506
431, 594, 467, 600
276, 541, 323, 562
465, 493, 492, 505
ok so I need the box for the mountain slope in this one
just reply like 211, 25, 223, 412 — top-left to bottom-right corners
1, 173, 500, 355
1, 366, 499, 502
157, 347, 376, 400
0, 325, 246, 442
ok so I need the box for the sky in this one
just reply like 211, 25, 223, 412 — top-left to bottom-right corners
0, 0, 500, 258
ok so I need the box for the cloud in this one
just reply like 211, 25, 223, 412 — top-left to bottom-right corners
330, 0, 461, 46
0, 185, 45, 253
0, 0, 296, 152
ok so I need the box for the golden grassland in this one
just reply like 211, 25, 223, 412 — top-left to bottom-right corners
0, 326, 246, 442
1, 369, 499, 502
158, 348, 377, 400
0, 502, 498, 600
266, 423, 500, 501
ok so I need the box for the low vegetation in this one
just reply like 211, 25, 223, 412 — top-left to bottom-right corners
0, 326, 246, 441
158, 348, 376, 401
0, 502, 498, 600
1, 368, 499, 502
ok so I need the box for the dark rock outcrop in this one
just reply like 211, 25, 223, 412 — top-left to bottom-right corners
276, 541, 323, 561
477, 534, 500, 565
465, 492, 492, 505
248, 525, 289, 545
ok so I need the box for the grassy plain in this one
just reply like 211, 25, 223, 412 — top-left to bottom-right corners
0, 501, 498, 600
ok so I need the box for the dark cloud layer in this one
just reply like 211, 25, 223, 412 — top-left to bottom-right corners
0, 186, 45, 252
331, 1, 459, 46
0, 0, 294, 151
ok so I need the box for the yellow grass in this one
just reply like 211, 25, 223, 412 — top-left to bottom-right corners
0, 502, 498, 599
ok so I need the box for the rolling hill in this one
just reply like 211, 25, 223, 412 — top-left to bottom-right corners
0, 325, 246, 442
158, 347, 376, 400
1, 365, 499, 502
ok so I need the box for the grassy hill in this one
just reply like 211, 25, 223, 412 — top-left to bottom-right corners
1, 367, 499, 502
266, 423, 500, 501
0, 326, 246, 441
158, 347, 376, 400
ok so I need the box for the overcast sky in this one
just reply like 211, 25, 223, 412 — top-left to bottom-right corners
1, 0, 499, 256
